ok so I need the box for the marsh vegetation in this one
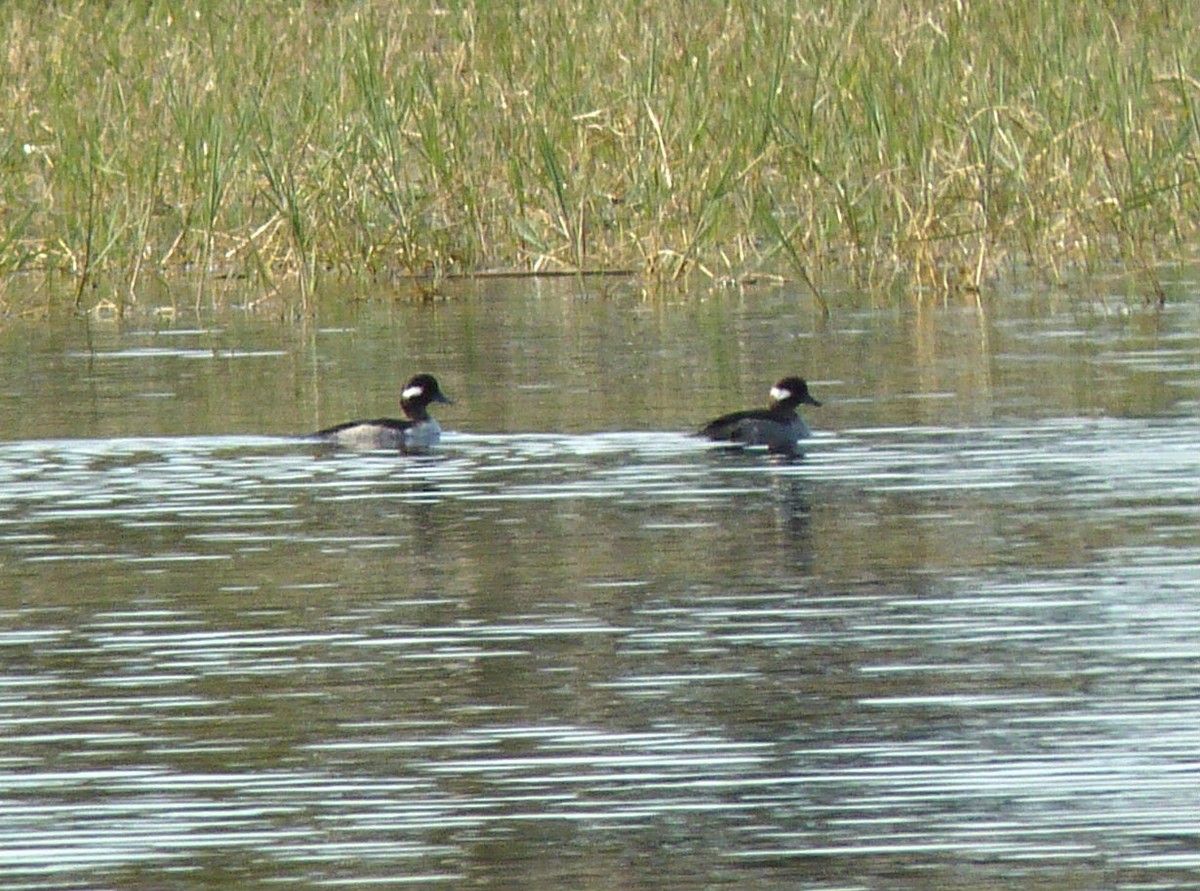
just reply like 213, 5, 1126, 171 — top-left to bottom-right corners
2, 0, 1198, 308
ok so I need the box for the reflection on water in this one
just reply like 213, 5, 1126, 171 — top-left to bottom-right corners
3, 420, 1200, 890
2, 280, 1200, 889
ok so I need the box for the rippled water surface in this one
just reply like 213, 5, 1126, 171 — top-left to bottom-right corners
3, 278, 1200, 889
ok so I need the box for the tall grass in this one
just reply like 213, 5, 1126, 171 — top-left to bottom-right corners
1, 0, 1198, 308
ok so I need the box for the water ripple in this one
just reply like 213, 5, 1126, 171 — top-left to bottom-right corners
2, 417, 1200, 887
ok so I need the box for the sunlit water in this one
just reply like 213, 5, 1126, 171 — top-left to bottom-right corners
2, 278, 1200, 889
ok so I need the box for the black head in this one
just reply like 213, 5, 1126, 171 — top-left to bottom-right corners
768, 376, 821, 409
400, 373, 452, 417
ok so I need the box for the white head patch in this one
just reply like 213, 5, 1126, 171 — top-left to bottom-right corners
402, 384, 425, 401
769, 385, 791, 403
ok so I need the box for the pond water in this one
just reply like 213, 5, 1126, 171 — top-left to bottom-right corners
2, 275, 1200, 889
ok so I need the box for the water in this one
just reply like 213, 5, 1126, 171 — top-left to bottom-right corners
3, 277, 1200, 889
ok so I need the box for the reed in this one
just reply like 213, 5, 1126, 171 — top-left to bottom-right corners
2, 0, 1198, 307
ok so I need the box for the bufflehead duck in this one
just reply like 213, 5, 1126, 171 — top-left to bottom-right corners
316, 373, 452, 451
700, 376, 821, 455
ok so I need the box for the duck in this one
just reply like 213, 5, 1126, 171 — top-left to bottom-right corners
699, 376, 821, 455
315, 373, 452, 451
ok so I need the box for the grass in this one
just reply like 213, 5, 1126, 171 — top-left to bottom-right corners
2, 0, 1199, 310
